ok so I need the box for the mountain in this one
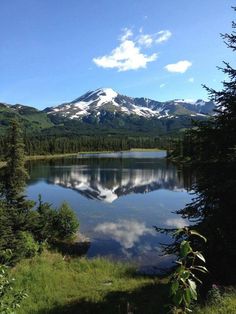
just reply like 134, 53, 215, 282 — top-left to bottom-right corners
0, 88, 216, 136
45, 88, 215, 121
0, 102, 53, 134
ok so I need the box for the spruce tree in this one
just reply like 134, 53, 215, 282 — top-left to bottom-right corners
0, 120, 34, 262
177, 8, 236, 284
2, 119, 28, 204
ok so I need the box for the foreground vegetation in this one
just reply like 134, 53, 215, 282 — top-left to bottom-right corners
9, 251, 235, 314
195, 290, 236, 314
12, 251, 168, 314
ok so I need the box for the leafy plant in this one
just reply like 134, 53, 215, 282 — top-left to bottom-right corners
0, 250, 27, 313
169, 228, 207, 313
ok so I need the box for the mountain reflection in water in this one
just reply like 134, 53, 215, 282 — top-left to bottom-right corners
26, 152, 194, 270
28, 153, 191, 203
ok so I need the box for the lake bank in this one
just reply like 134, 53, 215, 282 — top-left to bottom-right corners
13, 251, 168, 314
0, 148, 164, 167
12, 250, 236, 314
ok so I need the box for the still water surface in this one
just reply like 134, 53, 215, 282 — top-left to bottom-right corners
26, 151, 193, 271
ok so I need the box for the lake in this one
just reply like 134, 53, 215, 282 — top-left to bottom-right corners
26, 151, 194, 272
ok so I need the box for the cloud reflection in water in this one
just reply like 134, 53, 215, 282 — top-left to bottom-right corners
94, 219, 155, 249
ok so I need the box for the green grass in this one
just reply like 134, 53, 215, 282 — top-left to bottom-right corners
12, 251, 169, 314
194, 289, 236, 314
26, 153, 78, 160
10, 251, 236, 313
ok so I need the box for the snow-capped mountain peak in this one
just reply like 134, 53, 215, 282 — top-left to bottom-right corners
72, 88, 118, 106
45, 88, 215, 120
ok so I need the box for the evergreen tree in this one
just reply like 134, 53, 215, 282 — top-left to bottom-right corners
1, 119, 28, 204
0, 120, 80, 263
0, 120, 35, 262
177, 8, 236, 284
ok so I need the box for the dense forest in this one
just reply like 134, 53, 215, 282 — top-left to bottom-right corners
0, 134, 178, 157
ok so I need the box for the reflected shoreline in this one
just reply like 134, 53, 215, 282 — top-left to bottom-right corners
27, 153, 193, 203
26, 152, 194, 268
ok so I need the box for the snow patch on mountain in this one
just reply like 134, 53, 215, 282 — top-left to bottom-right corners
46, 87, 215, 120
95, 88, 118, 107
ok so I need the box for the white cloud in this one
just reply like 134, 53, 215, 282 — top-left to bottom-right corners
138, 30, 172, 47
93, 28, 172, 72
160, 83, 166, 88
120, 28, 133, 42
156, 30, 172, 43
188, 77, 194, 83
164, 60, 192, 73
94, 220, 155, 249
93, 40, 157, 72
138, 34, 154, 47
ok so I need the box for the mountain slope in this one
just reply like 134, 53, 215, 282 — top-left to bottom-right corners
45, 88, 215, 121
0, 103, 53, 134
0, 88, 216, 136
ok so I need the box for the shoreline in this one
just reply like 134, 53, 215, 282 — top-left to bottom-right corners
0, 148, 164, 167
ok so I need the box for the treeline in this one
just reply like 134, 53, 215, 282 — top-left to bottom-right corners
0, 134, 177, 157
0, 120, 80, 264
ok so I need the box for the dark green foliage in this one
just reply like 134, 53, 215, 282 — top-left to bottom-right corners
0, 121, 79, 264
0, 110, 197, 158
33, 197, 57, 243
23, 135, 166, 155
15, 232, 40, 259
53, 202, 79, 241
0, 120, 37, 263
0, 198, 79, 263
33, 197, 79, 244
169, 228, 207, 313
1, 119, 28, 203
0, 133, 177, 158
171, 9, 236, 284
0, 200, 39, 263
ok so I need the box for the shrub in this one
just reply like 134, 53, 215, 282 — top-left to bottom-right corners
34, 199, 79, 244
54, 202, 79, 241
16, 231, 40, 259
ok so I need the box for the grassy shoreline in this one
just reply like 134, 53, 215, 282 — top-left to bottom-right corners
0, 148, 164, 167
11, 251, 236, 314
25, 152, 78, 161
13, 251, 168, 314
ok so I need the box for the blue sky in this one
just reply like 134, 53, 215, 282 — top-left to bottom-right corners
0, 0, 235, 109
